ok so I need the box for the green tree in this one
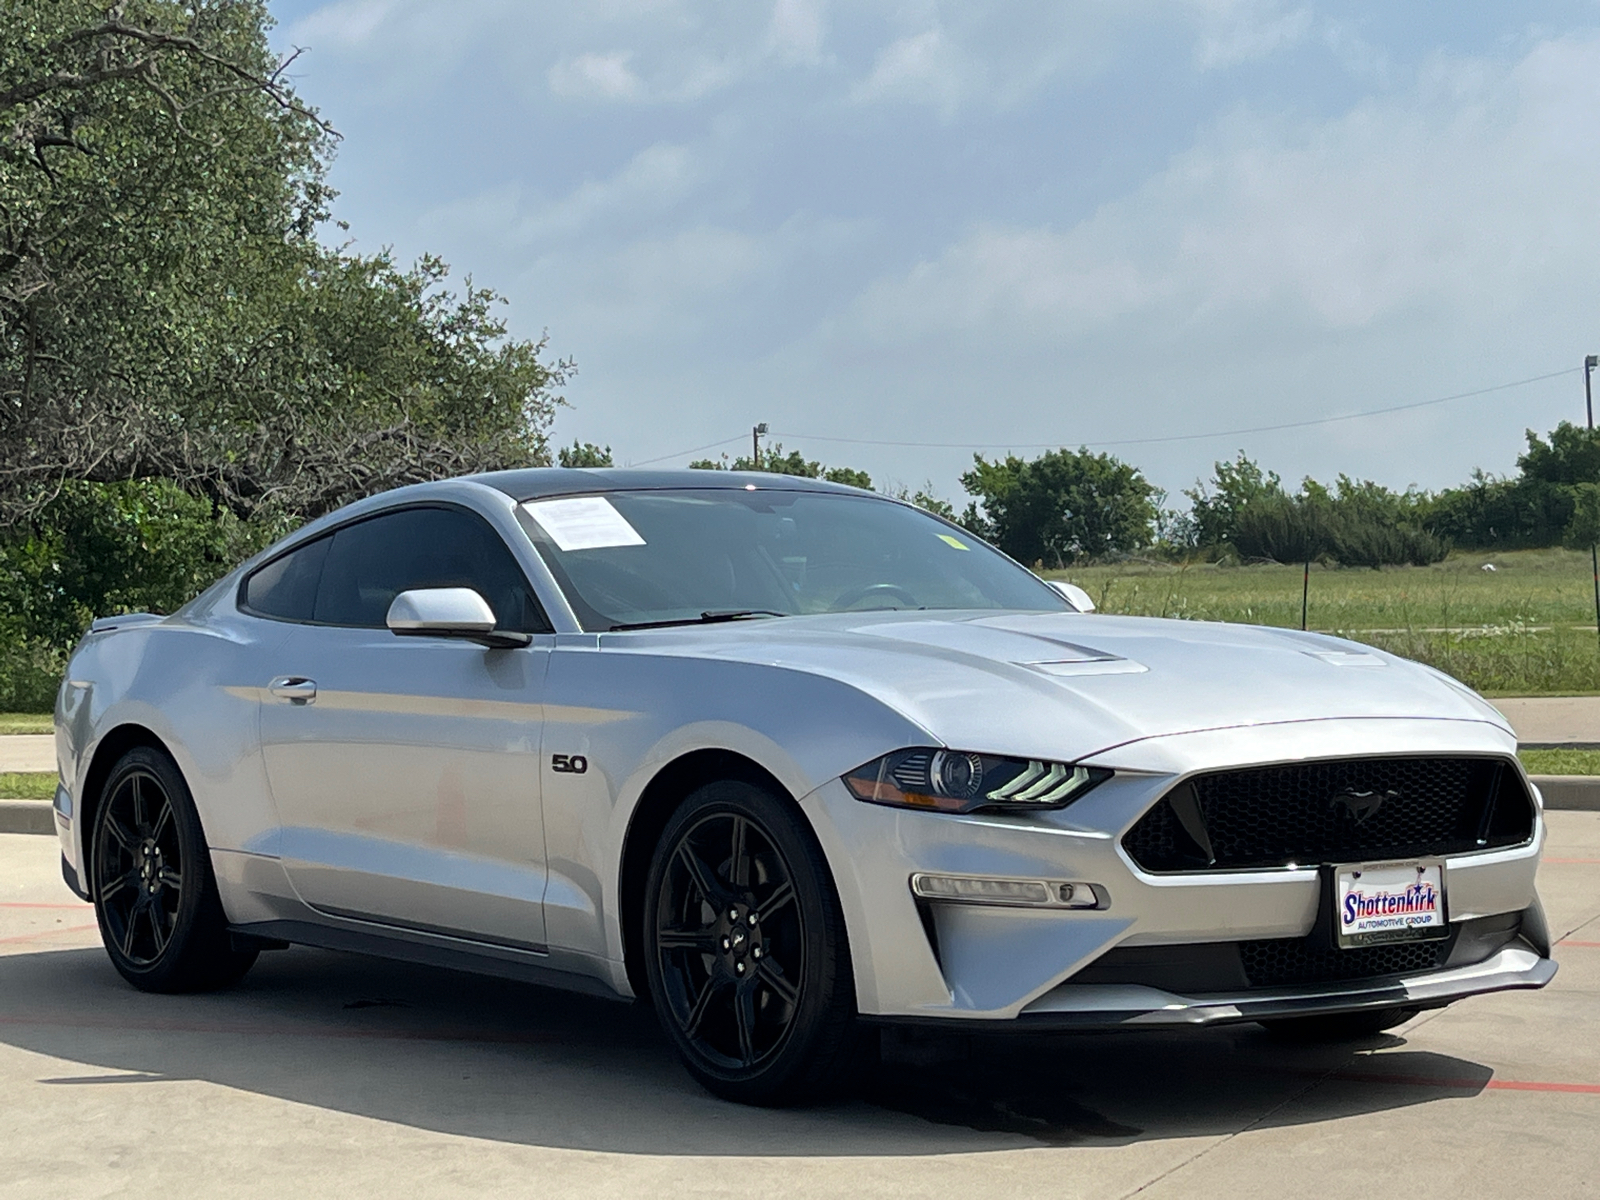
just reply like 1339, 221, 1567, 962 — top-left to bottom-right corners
0, 1, 568, 524
0, 479, 272, 647
1564, 483, 1600, 550
960, 448, 1158, 566
690, 443, 871, 489
1518, 422, 1600, 486
1428, 423, 1600, 550
558, 441, 614, 467
1185, 452, 1285, 549
885, 481, 957, 521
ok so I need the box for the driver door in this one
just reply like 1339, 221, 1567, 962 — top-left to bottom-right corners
257, 504, 553, 950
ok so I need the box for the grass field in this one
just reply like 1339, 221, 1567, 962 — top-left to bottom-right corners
0, 773, 56, 800
0, 713, 51, 734
1050, 547, 1600, 696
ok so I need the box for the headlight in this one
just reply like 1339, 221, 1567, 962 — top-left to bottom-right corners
842, 748, 1111, 814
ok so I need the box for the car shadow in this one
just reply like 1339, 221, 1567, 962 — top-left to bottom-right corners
0, 944, 1496, 1156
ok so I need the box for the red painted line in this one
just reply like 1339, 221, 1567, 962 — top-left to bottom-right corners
1542, 858, 1600, 865
0, 902, 91, 911
0, 922, 99, 946
1558, 940, 1600, 948
1485, 1079, 1600, 1095
1312, 1065, 1600, 1094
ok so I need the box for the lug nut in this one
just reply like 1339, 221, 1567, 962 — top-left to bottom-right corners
728, 908, 739, 922
720, 937, 730, 951
735, 961, 746, 975
752, 946, 763, 960
747, 913, 758, 926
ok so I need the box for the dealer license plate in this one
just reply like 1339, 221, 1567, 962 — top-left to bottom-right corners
1334, 859, 1448, 949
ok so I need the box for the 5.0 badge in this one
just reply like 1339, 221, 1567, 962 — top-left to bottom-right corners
551, 754, 588, 774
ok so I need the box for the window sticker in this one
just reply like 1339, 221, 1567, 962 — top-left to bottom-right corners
522, 497, 646, 551
937, 533, 970, 551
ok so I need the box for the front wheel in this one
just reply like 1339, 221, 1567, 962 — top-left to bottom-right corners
90, 746, 257, 993
642, 781, 860, 1105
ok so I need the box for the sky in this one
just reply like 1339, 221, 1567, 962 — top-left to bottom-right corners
266, 0, 1600, 509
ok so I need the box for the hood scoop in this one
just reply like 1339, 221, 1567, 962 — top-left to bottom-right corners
857, 619, 1147, 676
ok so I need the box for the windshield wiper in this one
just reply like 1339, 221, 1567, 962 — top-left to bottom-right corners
608, 609, 788, 632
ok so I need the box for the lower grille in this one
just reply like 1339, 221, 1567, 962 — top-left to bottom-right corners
1122, 755, 1534, 873
1064, 913, 1523, 995
1238, 934, 1450, 988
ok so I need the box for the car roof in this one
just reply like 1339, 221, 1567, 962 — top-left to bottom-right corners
469, 467, 872, 501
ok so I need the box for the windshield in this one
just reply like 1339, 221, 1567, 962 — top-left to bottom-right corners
514, 488, 1067, 631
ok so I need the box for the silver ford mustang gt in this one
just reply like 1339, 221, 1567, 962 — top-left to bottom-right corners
51, 469, 1554, 1104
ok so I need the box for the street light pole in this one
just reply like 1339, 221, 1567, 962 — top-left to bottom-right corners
752, 422, 768, 468
1588, 356, 1599, 645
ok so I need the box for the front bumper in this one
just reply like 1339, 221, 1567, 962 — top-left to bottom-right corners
801, 717, 1553, 1022
1012, 942, 1554, 1030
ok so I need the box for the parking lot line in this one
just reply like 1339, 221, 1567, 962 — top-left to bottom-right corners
0, 923, 98, 946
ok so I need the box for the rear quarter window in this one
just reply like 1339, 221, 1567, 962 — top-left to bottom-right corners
241, 536, 331, 622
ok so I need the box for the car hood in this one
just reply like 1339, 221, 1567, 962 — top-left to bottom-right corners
607, 611, 1511, 761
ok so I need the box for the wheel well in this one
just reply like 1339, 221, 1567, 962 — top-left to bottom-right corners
618, 749, 794, 1001
78, 724, 170, 861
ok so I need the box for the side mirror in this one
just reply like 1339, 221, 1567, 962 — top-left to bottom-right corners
1048, 580, 1096, 613
386, 588, 531, 648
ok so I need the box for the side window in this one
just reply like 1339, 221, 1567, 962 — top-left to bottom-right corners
313, 506, 551, 633
242, 535, 331, 622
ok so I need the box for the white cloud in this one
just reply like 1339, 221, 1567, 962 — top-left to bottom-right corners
845, 36, 1600, 348
417, 142, 699, 246
850, 27, 970, 115
548, 50, 646, 100
1192, 2, 1313, 71
767, 0, 827, 63
286, 0, 397, 47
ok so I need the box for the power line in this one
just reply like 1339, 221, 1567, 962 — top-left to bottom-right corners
762, 367, 1579, 452
628, 434, 747, 467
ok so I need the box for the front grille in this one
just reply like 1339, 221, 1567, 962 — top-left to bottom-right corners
1122, 756, 1534, 873
1238, 934, 1449, 988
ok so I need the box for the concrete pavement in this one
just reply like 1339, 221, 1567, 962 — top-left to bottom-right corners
0, 818, 1596, 1199
0, 734, 53, 772
1491, 696, 1600, 747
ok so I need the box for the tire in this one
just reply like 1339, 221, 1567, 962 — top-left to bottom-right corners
1260, 1005, 1420, 1041
642, 780, 861, 1106
90, 746, 258, 993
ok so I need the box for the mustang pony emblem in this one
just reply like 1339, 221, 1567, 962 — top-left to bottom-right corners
1330, 788, 1399, 825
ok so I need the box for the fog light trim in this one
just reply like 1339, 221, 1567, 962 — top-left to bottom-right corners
911, 873, 1107, 909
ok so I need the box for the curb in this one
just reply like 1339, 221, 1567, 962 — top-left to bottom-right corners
0, 799, 55, 835
1532, 776, 1600, 813
3, 778, 1600, 836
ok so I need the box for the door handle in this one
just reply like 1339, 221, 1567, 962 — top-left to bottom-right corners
268, 676, 317, 704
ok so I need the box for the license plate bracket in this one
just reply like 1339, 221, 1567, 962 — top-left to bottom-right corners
1332, 859, 1448, 950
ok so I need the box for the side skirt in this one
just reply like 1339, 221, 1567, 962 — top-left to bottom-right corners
229, 917, 629, 1002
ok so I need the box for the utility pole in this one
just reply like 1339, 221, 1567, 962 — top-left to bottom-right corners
1588, 357, 1599, 644
1301, 560, 1310, 632
752, 422, 768, 468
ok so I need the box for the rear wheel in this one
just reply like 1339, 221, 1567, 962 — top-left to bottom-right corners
1260, 1005, 1420, 1041
90, 746, 257, 993
642, 781, 860, 1105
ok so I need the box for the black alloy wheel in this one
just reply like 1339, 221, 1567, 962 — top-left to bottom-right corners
91, 746, 257, 993
643, 781, 861, 1105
